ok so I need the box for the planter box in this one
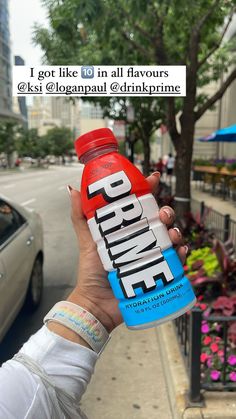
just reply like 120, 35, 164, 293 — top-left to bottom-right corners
193, 165, 236, 176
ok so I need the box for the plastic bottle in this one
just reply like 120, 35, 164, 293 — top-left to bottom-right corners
75, 128, 196, 329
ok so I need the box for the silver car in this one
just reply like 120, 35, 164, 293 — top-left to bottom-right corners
0, 197, 44, 341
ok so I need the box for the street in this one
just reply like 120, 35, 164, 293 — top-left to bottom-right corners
0, 164, 172, 418
0, 164, 83, 363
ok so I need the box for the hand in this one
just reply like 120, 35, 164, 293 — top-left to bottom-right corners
67, 172, 187, 333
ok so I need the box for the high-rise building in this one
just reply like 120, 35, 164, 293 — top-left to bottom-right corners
13, 56, 28, 126
28, 97, 106, 138
28, 97, 53, 135
0, 0, 12, 117
79, 101, 106, 134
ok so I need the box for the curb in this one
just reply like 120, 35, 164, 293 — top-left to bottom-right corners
157, 321, 236, 419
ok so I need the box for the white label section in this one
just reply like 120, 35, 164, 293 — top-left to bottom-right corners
88, 171, 131, 202
119, 258, 174, 299
88, 193, 172, 272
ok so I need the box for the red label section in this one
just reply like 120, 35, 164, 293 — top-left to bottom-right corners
81, 152, 151, 219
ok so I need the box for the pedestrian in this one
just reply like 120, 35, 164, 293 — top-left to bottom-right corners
155, 157, 164, 176
0, 173, 186, 419
166, 153, 175, 184
15, 158, 21, 168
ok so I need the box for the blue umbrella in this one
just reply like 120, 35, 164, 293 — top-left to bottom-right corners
198, 124, 236, 142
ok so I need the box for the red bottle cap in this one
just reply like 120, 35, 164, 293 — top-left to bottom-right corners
75, 128, 118, 159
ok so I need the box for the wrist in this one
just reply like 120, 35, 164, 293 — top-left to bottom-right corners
47, 321, 92, 349
67, 288, 116, 334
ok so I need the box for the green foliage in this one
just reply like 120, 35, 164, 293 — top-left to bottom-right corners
17, 126, 73, 158
0, 120, 21, 166
134, 139, 144, 154
41, 127, 74, 156
17, 128, 41, 158
0, 120, 20, 153
187, 247, 220, 277
34, 0, 236, 138
118, 140, 125, 156
34, 0, 236, 195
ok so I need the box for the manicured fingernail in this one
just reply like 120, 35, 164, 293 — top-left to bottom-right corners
173, 227, 181, 237
163, 208, 172, 219
184, 245, 189, 254
67, 185, 72, 196
152, 171, 160, 177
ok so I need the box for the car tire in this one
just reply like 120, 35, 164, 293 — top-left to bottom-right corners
24, 256, 43, 312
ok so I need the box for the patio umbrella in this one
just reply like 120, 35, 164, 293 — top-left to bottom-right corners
198, 124, 236, 142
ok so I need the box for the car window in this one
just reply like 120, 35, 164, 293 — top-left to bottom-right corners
0, 200, 26, 247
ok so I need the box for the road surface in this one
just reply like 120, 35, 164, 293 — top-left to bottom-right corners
0, 164, 83, 363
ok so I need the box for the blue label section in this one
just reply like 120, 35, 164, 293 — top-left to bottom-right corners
108, 246, 196, 327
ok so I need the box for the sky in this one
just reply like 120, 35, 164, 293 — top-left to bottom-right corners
9, 0, 49, 66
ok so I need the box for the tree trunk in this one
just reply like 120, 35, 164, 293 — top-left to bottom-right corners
7, 153, 12, 169
130, 141, 134, 163
142, 135, 150, 176
174, 116, 195, 218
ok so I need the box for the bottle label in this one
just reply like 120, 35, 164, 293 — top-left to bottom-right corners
87, 170, 174, 299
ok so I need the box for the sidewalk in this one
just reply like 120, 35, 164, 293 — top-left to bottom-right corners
191, 181, 236, 221
80, 324, 173, 419
80, 181, 236, 419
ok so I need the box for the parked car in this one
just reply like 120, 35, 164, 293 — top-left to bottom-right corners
22, 157, 37, 165
0, 196, 44, 342
46, 155, 57, 165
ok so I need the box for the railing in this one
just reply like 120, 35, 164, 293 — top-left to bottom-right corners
175, 308, 236, 403
191, 199, 236, 248
230, 219, 236, 247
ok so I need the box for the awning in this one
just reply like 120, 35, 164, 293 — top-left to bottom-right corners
198, 124, 236, 142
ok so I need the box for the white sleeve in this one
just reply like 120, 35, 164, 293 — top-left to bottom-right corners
0, 326, 98, 419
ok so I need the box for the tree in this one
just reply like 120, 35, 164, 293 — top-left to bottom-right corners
17, 128, 41, 158
0, 120, 21, 168
34, 0, 236, 216
34, 2, 166, 174
41, 127, 74, 157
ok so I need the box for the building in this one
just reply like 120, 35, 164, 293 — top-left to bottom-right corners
13, 56, 28, 127
194, 16, 236, 160
28, 97, 81, 137
28, 97, 106, 138
0, 0, 12, 118
79, 101, 106, 134
28, 97, 55, 136
51, 97, 80, 138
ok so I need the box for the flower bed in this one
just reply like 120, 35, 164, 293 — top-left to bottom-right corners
193, 158, 236, 172
196, 296, 236, 384
185, 240, 236, 385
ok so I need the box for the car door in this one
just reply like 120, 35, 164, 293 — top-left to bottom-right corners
0, 199, 35, 340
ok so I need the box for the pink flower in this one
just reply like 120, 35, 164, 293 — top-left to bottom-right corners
201, 323, 210, 333
228, 355, 236, 366
200, 353, 208, 363
215, 323, 221, 332
204, 309, 211, 317
207, 357, 213, 368
210, 370, 221, 381
210, 343, 219, 353
229, 372, 236, 382
203, 336, 212, 345
217, 350, 225, 362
